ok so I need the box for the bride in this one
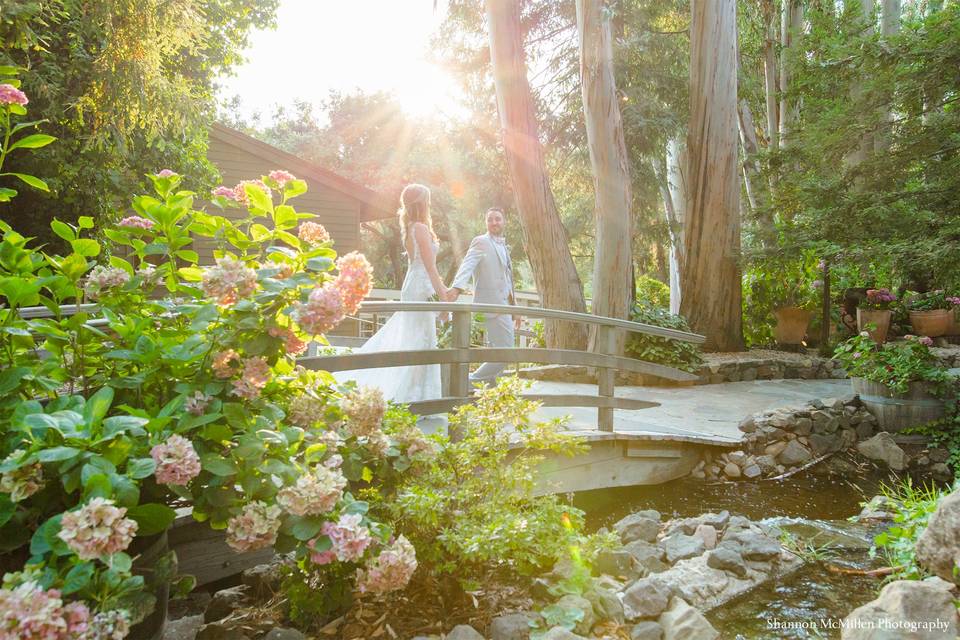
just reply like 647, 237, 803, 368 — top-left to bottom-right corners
337, 184, 450, 403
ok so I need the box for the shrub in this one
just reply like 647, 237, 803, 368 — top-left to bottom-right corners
833, 333, 951, 394
635, 275, 670, 308
626, 303, 703, 372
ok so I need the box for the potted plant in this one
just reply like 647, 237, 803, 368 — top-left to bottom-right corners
771, 278, 820, 347
833, 333, 952, 431
857, 288, 897, 343
906, 290, 954, 337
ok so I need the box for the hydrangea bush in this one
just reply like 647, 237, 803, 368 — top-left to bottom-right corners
833, 332, 951, 394
0, 77, 429, 637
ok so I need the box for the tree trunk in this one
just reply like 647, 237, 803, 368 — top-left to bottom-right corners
875, 0, 900, 152
846, 0, 877, 168
738, 97, 775, 248
778, 0, 803, 146
576, 0, 633, 353
761, 0, 779, 154
662, 137, 687, 315
485, 0, 588, 349
681, 0, 743, 352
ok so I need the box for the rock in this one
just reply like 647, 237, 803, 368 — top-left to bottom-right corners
915, 490, 960, 585
196, 624, 250, 640
741, 463, 762, 479
754, 455, 778, 474
692, 524, 717, 550
263, 629, 306, 640
922, 576, 957, 592
539, 628, 586, 640
615, 511, 662, 544
705, 547, 747, 578
447, 625, 485, 640
631, 620, 664, 640
840, 580, 959, 639
737, 416, 756, 433
727, 450, 748, 464
657, 597, 719, 640
662, 534, 706, 564
242, 562, 283, 597
595, 549, 639, 578
856, 495, 897, 521
777, 440, 812, 466
838, 428, 857, 450
808, 432, 840, 455
725, 531, 781, 562
856, 432, 908, 471
793, 417, 813, 436
763, 440, 788, 457
489, 613, 535, 640
586, 584, 625, 624
931, 462, 953, 483
162, 615, 203, 640
928, 447, 950, 463
625, 539, 670, 574
722, 462, 741, 479
623, 577, 673, 620
203, 585, 251, 623
556, 595, 595, 635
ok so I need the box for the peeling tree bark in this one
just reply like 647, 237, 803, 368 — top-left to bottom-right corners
681, 0, 743, 352
576, 0, 633, 353
761, 0, 779, 154
485, 0, 588, 350
779, 0, 804, 147
659, 137, 686, 315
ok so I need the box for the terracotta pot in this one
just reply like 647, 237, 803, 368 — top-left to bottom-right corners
947, 307, 960, 336
773, 307, 812, 345
856, 308, 892, 343
909, 309, 950, 337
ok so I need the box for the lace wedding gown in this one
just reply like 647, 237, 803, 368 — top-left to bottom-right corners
336, 233, 441, 403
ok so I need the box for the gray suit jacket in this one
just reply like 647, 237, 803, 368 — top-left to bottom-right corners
451, 233, 515, 305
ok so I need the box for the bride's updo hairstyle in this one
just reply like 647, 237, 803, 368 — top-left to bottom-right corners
398, 183, 438, 244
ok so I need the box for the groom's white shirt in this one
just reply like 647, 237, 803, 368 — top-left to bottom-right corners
451, 232, 515, 305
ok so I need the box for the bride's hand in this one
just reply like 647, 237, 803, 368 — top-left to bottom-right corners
437, 286, 450, 302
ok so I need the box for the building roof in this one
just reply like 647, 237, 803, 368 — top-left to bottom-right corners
210, 123, 395, 222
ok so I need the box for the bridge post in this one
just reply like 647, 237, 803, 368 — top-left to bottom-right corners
448, 309, 472, 442
596, 325, 619, 432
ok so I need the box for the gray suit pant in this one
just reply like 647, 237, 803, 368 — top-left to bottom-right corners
470, 313, 514, 384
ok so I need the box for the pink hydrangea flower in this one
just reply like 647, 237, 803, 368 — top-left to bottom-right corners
334, 252, 373, 315
0, 581, 92, 639
0, 450, 43, 502
919, 336, 934, 347
155, 169, 177, 178
342, 386, 386, 438
225, 501, 282, 552
212, 349, 240, 379
287, 394, 324, 428
324, 454, 343, 469
292, 284, 345, 336
276, 465, 346, 516
268, 325, 307, 356
83, 266, 130, 300
947, 297, 960, 307
231, 356, 271, 400
0, 84, 28, 106
84, 609, 130, 640
117, 216, 154, 230
151, 435, 201, 486
298, 221, 330, 245
275, 263, 295, 279
356, 536, 418, 594
57, 498, 138, 560
322, 513, 372, 562
212, 185, 238, 201
201, 257, 257, 305
307, 539, 337, 565
233, 180, 271, 207
269, 170, 296, 188
184, 391, 211, 416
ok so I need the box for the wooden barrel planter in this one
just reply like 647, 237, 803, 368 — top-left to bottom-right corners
773, 307, 812, 345
947, 308, 960, 336
852, 377, 945, 432
129, 531, 171, 640
909, 309, 951, 337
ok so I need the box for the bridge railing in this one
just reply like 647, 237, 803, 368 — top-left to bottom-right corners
299, 301, 705, 432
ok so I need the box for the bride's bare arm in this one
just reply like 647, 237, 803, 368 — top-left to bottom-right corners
414, 223, 449, 300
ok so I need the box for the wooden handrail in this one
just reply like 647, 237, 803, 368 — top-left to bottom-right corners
355, 301, 705, 343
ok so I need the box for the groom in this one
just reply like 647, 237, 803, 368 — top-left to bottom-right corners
449, 207, 519, 385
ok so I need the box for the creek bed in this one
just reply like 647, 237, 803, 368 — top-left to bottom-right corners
574, 463, 900, 639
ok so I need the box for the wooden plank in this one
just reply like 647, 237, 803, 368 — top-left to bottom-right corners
298, 347, 699, 382
169, 514, 274, 586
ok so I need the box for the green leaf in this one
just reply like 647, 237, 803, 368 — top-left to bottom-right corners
201, 455, 236, 476
0, 495, 14, 527
8, 133, 56, 151
77, 216, 94, 229
306, 257, 334, 272
274, 205, 298, 230
109, 552, 133, 573
244, 182, 273, 212
83, 386, 114, 427
51, 220, 75, 243
83, 473, 112, 501
361, 466, 373, 482
290, 516, 324, 541
126, 503, 176, 536
0, 172, 49, 191
70, 238, 100, 257
126, 458, 156, 479
102, 415, 149, 439
37, 446, 81, 463
30, 514, 64, 556
62, 562, 95, 594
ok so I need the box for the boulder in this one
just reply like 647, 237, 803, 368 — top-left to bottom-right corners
793, 417, 813, 436
722, 462, 741, 479
705, 547, 747, 578
447, 625, 485, 640
242, 562, 283, 598
555, 595, 596, 635
840, 580, 959, 639
724, 531, 781, 562
915, 490, 960, 585
623, 577, 673, 620
778, 440, 812, 466
741, 463, 762, 479
754, 455, 778, 474
616, 511, 662, 544
489, 613, 535, 640
263, 629, 306, 640
203, 585, 252, 623
657, 597, 719, 640
662, 534, 706, 565
808, 432, 840, 456
595, 549, 639, 579
856, 432, 908, 471
631, 620, 665, 640
692, 524, 718, 550
931, 463, 953, 483
737, 416, 756, 433
196, 624, 250, 640
163, 615, 203, 640
586, 584, 625, 624
763, 441, 788, 457
539, 628, 586, 640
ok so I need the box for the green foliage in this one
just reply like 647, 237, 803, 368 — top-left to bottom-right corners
833, 333, 951, 394
869, 478, 950, 582
635, 275, 670, 308
905, 413, 960, 473
391, 377, 588, 583
741, 255, 823, 348
905, 290, 960, 312
626, 303, 702, 372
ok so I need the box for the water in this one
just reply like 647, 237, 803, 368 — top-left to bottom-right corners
573, 462, 900, 639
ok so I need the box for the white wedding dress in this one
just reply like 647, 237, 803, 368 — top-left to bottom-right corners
337, 229, 442, 403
